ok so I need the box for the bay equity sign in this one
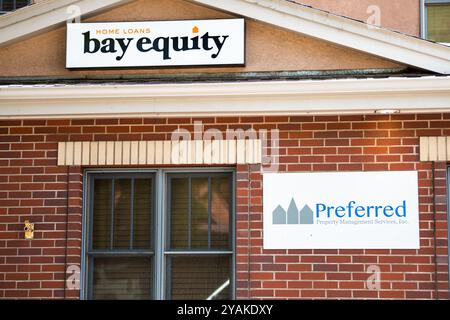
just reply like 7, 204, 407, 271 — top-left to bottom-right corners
263, 171, 420, 249
66, 19, 245, 68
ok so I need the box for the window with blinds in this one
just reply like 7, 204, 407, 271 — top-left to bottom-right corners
166, 173, 233, 300
0, 0, 32, 14
88, 174, 155, 300
86, 171, 234, 300
426, 2, 450, 43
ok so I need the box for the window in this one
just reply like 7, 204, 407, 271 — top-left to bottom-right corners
84, 170, 234, 300
423, 0, 450, 43
87, 174, 155, 299
166, 173, 233, 299
0, 0, 32, 14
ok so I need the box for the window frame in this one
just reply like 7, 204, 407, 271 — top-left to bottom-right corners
421, 0, 450, 45
81, 168, 236, 300
85, 172, 156, 300
165, 172, 234, 300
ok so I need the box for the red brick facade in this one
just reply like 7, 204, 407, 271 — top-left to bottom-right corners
0, 114, 449, 299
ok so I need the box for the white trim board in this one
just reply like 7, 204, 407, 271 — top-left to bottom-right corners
1, 76, 450, 118
0, 0, 450, 73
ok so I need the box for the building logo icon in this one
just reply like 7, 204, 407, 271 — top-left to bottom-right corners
272, 198, 314, 225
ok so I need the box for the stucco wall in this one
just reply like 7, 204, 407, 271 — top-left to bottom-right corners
0, 0, 403, 78
29, 0, 421, 36
295, 0, 420, 36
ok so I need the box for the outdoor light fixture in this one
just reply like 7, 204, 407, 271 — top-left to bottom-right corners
24, 220, 34, 240
374, 109, 400, 114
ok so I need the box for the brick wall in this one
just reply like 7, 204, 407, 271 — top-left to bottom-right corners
0, 114, 449, 299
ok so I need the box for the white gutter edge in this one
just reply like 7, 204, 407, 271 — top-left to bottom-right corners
0, 76, 449, 118
1, 76, 449, 99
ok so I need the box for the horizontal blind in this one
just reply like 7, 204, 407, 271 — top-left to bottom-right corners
170, 178, 190, 249
427, 4, 450, 43
90, 175, 154, 300
93, 257, 153, 300
169, 174, 231, 250
113, 179, 132, 249
169, 256, 230, 300
92, 177, 153, 250
167, 173, 232, 300
210, 177, 230, 249
92, 179, 112, 249
0, 0, 31, 12
133, 179, 153, 249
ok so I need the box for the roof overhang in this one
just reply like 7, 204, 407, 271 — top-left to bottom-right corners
0, 0, 133, 46
1, 0, 450, 73
189, 0, 450, 74
1, 76, 450, 118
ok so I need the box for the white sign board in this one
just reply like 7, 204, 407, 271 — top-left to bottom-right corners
263, 171, 420, 249
66, 19, 245, 68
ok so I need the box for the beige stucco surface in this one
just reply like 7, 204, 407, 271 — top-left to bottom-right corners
0, 0, 403, 78
295, 0, 420, 36
30, 0, 421, 36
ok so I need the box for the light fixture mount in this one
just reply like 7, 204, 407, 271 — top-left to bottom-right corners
375, 109, 400, 114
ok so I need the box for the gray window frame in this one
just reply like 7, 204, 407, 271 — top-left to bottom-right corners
81, 168, 236, 300
421, 0, 450, 42
85, 172, 156, 300
0, 0, 32, 14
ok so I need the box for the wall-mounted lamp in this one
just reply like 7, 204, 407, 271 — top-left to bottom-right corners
24, 220, 34, 240
374, 109, 400, 114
